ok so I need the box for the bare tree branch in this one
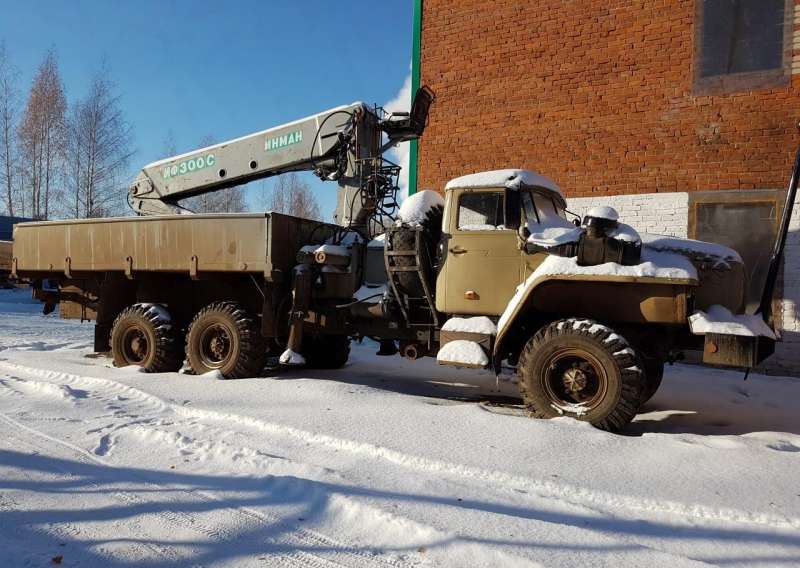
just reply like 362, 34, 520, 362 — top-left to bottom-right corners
258, 173, 322, 220
64, 66, 134, 218
18, 49, 66, 219
0, 41, 20, 216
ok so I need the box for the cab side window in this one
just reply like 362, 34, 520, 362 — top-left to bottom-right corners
457, 192, 505, 231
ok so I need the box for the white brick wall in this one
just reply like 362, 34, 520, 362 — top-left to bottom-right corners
566, 191, 799, 376
772, 188, 800, 375
568, 193, 689, 238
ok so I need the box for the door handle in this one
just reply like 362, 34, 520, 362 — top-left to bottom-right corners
449, 246, 468, 255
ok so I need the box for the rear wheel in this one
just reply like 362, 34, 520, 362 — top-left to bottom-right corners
111, 304, 182, 373
303, 335, 351, 369
640, 358, 664, 404
186, 301, 266, 379
517, 319, 643, 432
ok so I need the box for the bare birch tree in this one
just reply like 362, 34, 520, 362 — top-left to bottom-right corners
258, 173, 322, 220
64, 68, 134, 218
18, 49, 66, 219
0, 41, 19, 216
181, 135, 246, 213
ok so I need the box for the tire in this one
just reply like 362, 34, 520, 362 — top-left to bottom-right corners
111, 304, 182, 373
640, 358, 664, 404
517, 319, 643, 432
303, 335, 351, 369
186, 301, 266, 379
391, 201, 443, 296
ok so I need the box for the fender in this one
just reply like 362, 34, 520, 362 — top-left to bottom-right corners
492, 271, 697, 372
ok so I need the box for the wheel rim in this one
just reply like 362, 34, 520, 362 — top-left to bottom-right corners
542, 347, 608, 413
121, 326, 149, 364
198, 323, 233, 369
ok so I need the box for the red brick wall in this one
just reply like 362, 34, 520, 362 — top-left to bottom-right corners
418, 0, 800, 197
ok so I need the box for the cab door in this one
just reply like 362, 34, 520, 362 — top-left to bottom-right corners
435, 188, 525, 315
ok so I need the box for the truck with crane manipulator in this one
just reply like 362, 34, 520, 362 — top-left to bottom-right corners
10, 87, 796, 432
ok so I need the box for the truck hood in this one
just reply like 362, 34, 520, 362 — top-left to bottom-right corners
639, 234, 742, 269
638, 233, 746, 314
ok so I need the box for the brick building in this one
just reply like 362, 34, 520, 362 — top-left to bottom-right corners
410, 0, 800, 374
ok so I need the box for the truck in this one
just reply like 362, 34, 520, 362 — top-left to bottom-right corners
10, 88, 796, 432
0, 240, 12, 287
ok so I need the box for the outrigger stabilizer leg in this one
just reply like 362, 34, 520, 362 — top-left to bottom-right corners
280, 264, 313, 366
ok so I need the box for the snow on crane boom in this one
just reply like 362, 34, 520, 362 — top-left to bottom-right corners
128, 87, 435, 232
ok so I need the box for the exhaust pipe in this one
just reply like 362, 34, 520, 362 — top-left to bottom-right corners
400, 341, 428, 360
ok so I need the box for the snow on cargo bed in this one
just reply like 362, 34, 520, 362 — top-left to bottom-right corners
689, 304, 776, 339
445, 169, 562, 196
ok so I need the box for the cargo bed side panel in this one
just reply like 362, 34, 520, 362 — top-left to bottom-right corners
13, 214, 273, 275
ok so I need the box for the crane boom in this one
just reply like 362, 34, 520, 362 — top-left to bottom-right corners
128, 87, 434, 231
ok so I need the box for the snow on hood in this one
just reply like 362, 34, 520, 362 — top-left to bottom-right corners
528, 226, 583, 248
641, 234, 742, 265
689, 305, 776, 339
397, 190, 444, 225
534, 249, 697, 281
445, 169, 562, 197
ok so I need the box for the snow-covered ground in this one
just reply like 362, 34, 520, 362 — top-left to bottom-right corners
0, 287, 799, 567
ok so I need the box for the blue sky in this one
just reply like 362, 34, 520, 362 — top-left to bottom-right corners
0, 0, 412, 218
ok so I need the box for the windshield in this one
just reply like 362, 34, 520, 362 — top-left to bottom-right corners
522, 189, 580, 248
523, 190, 568, 225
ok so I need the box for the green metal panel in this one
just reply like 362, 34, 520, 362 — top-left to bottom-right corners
409, 0, 422, 196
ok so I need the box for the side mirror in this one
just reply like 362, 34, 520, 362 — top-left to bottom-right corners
504, 189, 521, 231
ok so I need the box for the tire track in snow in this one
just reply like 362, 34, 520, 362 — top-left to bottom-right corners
0, 406, 425, 568
1, 359, 796, 534
0, 428, 183, 564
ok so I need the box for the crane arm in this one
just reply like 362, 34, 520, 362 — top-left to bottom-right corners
128, 87, 434, 229
129, 102, 373, 219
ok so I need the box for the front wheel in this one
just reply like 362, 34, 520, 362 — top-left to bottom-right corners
517, 319, 643, 432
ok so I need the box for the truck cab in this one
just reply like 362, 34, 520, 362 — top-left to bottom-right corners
436, 173, 570, 315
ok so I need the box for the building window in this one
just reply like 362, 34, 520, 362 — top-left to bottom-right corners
694, 0, 793, 95
688, 190, 783, 313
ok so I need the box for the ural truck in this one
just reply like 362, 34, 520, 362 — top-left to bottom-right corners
11, 88, 795, 432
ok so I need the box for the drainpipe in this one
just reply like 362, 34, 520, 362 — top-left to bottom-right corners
409, 0, 423, 196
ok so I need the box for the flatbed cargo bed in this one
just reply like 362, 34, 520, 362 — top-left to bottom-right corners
12, 212, 336, 281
